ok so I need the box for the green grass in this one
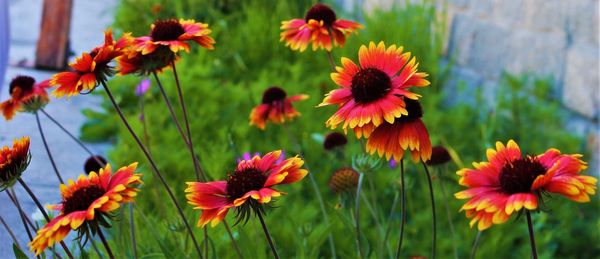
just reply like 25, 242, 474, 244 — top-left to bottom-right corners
70, 0, 600, 258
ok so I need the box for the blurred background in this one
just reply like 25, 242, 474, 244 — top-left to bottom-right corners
0, 0, 598, 258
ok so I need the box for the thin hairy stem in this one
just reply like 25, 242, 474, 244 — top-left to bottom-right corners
526, 211, 538, 259
0, 214, 20, 248
395, 159, 406, 259
255, 210, 280, 259
171, 62, 206, 181
40, 109, 104, 166
469, 231, 482, 259
422, 161, 437, 259
382, 191, 399, 257
100, 81, 203, 258
139, 96, 153, 156
223, 221, 244, 259
97, 228, 115, 259
437, 167, 459, 259
6, 190, 34, 242
128, 204, 138, 259
17, 178, 74, 259
35, 111, 63, 184
282, 124, 337, 258
355, 172, 365, 259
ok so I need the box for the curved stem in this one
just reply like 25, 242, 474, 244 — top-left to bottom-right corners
437, 168, 459, 259
355, 172, 365, 259
223, 221, 244, 259
326, 51, 336, 71
382, 191, 399, 257
255, 210, 280, 259
526, 211, 538, 259
35, 111, 63, 184
170, 62, 206, 181
469, 231, 482, 259
395, 159, 406, 259
128, 204, 138, 259
282, 124, 337, 258
17, 178, 74, 259
7, 190, 34, 242
40, 109, 104, 167
422, 161, 437, 259
0, 214, 20, 248
97, 228, 115, 259
100, 81, 203, 258
139, 97, 153, 157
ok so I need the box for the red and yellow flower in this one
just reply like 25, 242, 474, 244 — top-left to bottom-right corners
186, 150, 307, 227
455, 140, 597, 230
0, 137, 30, 190
249, 86, 308, 130
365, 98, 432, 162
134, 19, 214, 55
0, 76, 51, 120
50, 29, 129, 98
280, 3, 362, 51
29, 163, 142, 255
319, 42, 430, 138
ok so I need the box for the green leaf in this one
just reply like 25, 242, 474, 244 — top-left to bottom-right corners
13, 243, 28, 259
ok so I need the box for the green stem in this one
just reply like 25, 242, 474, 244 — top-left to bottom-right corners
17, 178, 74, 259
526, 211, 538, 259
97, 228, 115, 259
437, 168, 459, 259
469, 231, 482, 259
128, 204, 138, 259
255, 210, 280, 259
100, 81, 203, 258
355, 172, 365, 259
422, 161, 437, 259
35, 111, 63, 184
395, 159, 406, 259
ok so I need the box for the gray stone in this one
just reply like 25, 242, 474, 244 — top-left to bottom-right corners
523, 0, 568, 33
466, 20, 512, 79
566, 0, 599, 45
446, 13, 478, 65
506, 30, 567, 80
562, 42, 599, 119
491, 0, 527, 28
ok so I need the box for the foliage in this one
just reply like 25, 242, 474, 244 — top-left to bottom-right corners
74, 0, 600, 258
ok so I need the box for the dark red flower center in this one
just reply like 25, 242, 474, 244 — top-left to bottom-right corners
396, 98, 423, 123
62, 185, 106, 214
427, 146, 451, 166
305, 3, 337, 27
226, 167, 267, 201
84, 156, 107, 175
499, 157, 547, 194
261, 86, 287, 104
324, 132, 348, 150
9, 76, 35, 95
151, 19, 185, 41
351, 68, 392, 103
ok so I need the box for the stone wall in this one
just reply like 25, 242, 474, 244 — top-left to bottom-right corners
356, 0, 600, 170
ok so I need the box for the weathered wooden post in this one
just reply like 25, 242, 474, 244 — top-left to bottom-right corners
35, 0, 73, 70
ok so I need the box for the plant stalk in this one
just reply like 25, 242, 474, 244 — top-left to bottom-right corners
354, 172, 365, 259
100, 81, 203, 258
422, 161, 437, 259
395, 158, 406, 259
526, 211, 538, 259
97, 228, 115, 259
34, 111, 64, 184
255, 210, 280, 259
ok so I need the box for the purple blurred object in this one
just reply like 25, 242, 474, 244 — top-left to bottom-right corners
237, 152, 261, 163
236, 150, 286, 165
389, 158, 398, 169
135, 78, 151, 96
138, 114, 144, 122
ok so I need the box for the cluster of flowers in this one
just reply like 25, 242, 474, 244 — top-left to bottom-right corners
0, 2, 596, 258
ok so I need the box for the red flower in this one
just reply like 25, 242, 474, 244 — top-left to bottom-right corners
319, 42, 430, 138
249, 86, 308, 130
29, 163, 142, 255
455, 140, 597, 230
280, 3, 362, 51
366, 98, 432, 162
0, 76, 51, 120
0, 137, 30, 190
51, 29, 128, 97
134, 19, 214, 55
186, 151, 307, 227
